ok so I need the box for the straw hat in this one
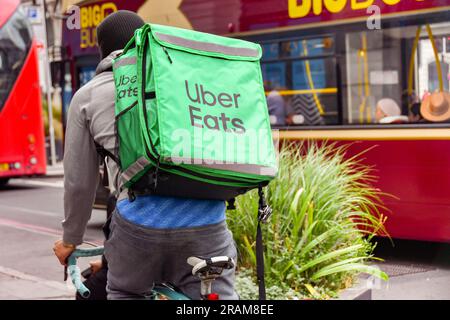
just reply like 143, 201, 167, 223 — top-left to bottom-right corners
420, 91, 450, 122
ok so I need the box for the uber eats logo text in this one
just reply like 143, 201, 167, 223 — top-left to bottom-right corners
185, 80, 246, 133
116, 75, 138, 99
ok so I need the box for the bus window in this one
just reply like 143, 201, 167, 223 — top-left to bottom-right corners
288, 56, 337, 126
262, 62, 286, 89
0, 49, 6, 84
344, 21, 450, 125
0, 7, 32, 111
418, 35, 450, 96
261, 36, 339, 127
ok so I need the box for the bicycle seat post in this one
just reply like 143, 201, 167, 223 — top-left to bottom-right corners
199, 273, 215, 299
187, 256, 235, 300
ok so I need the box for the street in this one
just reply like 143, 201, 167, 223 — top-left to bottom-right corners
0, 177, 105, 299
0, 176, 449, 300
372, 237, 450, 300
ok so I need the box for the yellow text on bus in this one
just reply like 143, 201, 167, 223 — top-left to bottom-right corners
288, 0, 402, 18
79, 2, 118, 49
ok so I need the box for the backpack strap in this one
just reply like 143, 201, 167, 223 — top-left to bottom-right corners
256, 185, 272, 301
226, 198, 236, 210
95, 142, 119, 164
94, 142, 119, 188
221, 195, 271, 299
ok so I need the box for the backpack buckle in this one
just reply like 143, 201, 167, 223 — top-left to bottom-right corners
257, 186, 272, 223
258, 204, 272, 223
128, 189, 136, 202
135, 30, 142, 47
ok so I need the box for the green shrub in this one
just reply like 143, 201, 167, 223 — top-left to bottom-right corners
228, 142, 388, 299
235, 268, 305, 300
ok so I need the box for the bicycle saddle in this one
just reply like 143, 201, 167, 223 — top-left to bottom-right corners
187, 256, 235, 276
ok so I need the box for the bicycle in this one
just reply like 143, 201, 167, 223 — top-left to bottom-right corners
66, 246, 235, 300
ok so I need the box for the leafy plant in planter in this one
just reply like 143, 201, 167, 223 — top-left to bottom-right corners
228, 142, 389, 299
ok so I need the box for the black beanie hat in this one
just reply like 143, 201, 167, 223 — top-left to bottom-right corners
97, 10, 145, 59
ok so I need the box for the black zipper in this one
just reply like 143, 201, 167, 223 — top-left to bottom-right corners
138, 36, 256, 186
115, 101, 138, 119
141, 39, 160, 157
162, 46, 173, 64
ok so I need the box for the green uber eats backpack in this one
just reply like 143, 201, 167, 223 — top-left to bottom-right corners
113, 23, 277, 204
112, 23, 277, 299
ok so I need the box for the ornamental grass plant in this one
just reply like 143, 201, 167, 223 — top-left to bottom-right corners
228, 142, 389, 299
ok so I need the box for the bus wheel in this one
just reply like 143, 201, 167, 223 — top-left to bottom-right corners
0, 178, 9, 187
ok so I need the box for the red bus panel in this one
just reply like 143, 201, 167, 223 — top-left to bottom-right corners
0, 41, 46, 178
0, 0, 19, 27
343, 139, 450, 243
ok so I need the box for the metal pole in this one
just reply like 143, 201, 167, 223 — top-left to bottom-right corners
41, 0, 57, 166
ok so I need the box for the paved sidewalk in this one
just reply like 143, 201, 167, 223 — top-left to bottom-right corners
0, 266, 74, 300
371, 239, 450, 300
372, 267, 450, 300
45, 162, 64, 178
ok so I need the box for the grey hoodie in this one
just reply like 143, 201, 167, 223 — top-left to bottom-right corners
62, 51, 121, 245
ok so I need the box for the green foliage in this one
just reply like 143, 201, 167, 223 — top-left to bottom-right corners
228, 142, 389, 299
235, 268, 305, 300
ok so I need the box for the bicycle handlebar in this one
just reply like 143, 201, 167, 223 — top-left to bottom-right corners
67, 246, 105, 298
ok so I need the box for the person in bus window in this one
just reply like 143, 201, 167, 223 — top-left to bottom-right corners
286, 94, 324, 126
375, 98, 409, 124
53, 11, 238, 300
265, 82, 287, 126
402, 90, 422, 123
409, 102, 423, 123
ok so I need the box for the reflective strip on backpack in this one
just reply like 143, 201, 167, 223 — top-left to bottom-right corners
201, 163, 277, 177
120, 156, 150, 187
167, 157, 277, 177
154, 32, 260, 58
114, 56, 137, 68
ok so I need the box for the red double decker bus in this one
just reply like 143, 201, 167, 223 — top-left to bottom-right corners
0, 0, 46, 186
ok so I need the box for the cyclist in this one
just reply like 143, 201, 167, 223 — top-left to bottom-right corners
53, 10, 238, 300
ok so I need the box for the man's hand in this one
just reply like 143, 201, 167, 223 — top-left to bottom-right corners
89, 260, 103, 275
53, 239, 76, 265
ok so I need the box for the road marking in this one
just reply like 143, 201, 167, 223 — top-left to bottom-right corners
0, 218, 104, 245
0, 204, 60, 217
0, 203, 106, 221
0, 218, 62, 237
11, 179, 64, 188
0, 265, 74, 295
